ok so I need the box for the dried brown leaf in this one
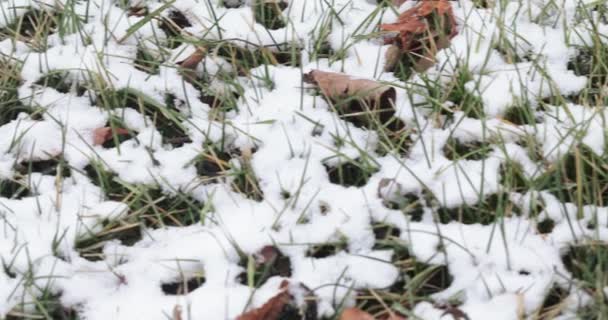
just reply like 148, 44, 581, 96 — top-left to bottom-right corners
340, 307, 375, 320
236, 280, 291, 320
127, 6, 148, 17
303, 70, 396, 105
380, 0, 458, 72
93, 127, 130, 146
177, 48, 206, 84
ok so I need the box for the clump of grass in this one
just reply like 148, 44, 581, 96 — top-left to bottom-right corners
444, 68, 485, 119
305, 238, 348, 258
381, 192, 425, 222
534, 145, 608, 208
134, 46, 162, 75
354, 232, 454, 317
78, 162, 203, 259
15, 156, 71, 178
443, 138, 492, 161
253, 0, 287, 30
194, 146, 231, 179
0, 9, 57, 51
158, 10, 191, 49
34, 71, 87, 95
0, 56, 27, 126
211, 41, 302, 75
237, 246, 292, 288
76, 221, 142, 261
85, 161, 203, 227
562, 243, 608, 319
499, 161, 531, 193
325, 157, 378, 187
503, 103, 539, 125
230, 151, 264, 201
0, 178, 31, 199
567, 41, 608, 106
161, 274, 206, 295
435, 192, 519, 225
95, 87, 190, 147
6, 293, 78, 320
533, 285, 570, 319
416, 66, 485, 119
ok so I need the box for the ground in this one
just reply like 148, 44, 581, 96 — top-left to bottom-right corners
0, 0, 608, 319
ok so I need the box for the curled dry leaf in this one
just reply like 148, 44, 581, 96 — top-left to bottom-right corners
303, 69, 401, 130
92, 127, 130, 146
380, 0, 458, 72
177, 48, 206, 84
303, 70, 397, 128
236, 280, 317, 320
304, 70, 395, 107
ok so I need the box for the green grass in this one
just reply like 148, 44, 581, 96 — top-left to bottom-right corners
3, 0, 608, 319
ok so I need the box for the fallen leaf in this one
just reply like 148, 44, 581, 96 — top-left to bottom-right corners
93, 127, 130, 146
303, 70, 397, 128
340, 307, 375, 320
236, 281, 291, 320
127, 6, 148, 17
304, 70, 395, 106
177, 48, 206, 84
380, 0, 458, 72
236, 280, 317, 320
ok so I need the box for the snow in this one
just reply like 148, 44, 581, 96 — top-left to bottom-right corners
1, 0, 607, 319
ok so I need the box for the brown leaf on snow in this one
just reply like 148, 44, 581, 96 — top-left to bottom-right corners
236, 281, 291, 320
93, 127, 130, 146
303, 70, 396, 107
380, 0, 458, 72
127, 6, 148, 17
303, 70, 398, 129
177, 48, 206, 84
340, 307, 376, 320
236, 280, 317, 320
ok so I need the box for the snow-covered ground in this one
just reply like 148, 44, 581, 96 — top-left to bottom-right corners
1, 0, 607, 319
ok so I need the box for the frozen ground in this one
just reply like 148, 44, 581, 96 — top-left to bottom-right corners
0, 0, 608, 319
